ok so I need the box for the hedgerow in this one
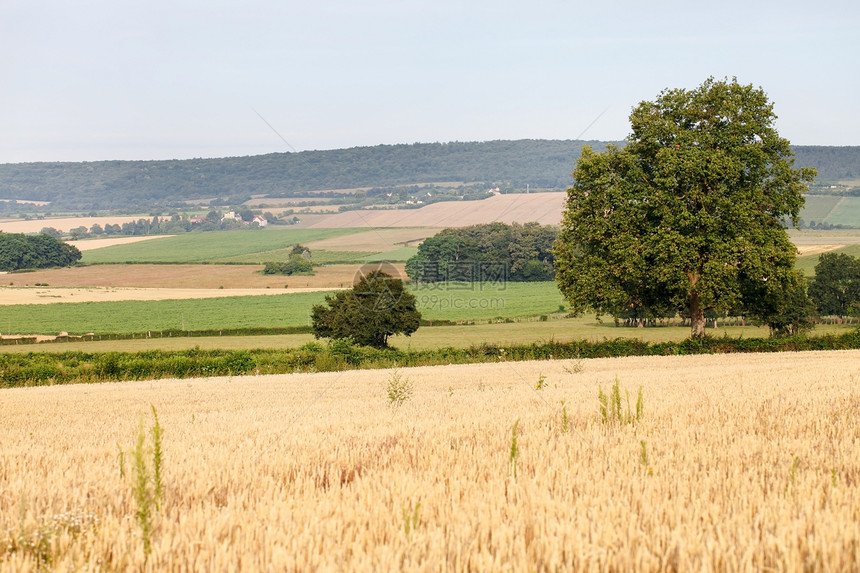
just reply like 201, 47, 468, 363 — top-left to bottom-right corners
1, 330, 858, 388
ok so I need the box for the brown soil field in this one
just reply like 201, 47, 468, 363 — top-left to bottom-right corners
0, 263, 404, 292
308, 193, 567, 228
3, 350, 859, 570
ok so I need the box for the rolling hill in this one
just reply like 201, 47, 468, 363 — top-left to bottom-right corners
0, 140, 857, 212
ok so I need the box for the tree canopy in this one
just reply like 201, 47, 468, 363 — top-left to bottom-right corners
808, 252, 860, 318
554, 77, 817, 337
406, 222, 557, 283
0, 232, 82, 271
311, 270, 421, 348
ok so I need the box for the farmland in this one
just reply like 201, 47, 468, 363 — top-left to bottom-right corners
0, 282, 565, 336
3, 165, 860, 572
78, 228, 359, 264
3, 350, 860, 570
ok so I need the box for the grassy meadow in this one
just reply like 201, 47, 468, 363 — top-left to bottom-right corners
3, 350, 859, 570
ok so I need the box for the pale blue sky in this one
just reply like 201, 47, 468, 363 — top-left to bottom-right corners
1, 0, 857, 163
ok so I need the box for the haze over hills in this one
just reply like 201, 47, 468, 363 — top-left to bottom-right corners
0, 140, 858, 212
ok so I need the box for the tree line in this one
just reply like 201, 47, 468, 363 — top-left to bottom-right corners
405, 222, 557, 283
0, 232, 81, 271
1, 140, 856, 212
39, 210, 292, 241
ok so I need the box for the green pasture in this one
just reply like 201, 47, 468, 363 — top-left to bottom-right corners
799, 195, 860, 227
0, 282, 566, 336
0, 292, 331, 335
825, 198, 860, 227
3, 315, 855, 355
800, 195, 842, 225
80, 228, 361, 264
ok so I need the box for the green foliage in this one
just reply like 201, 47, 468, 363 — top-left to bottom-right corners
129, 406, 164, 560
132, 418, 154, 558
3, 330, 860, 387
509, 419, 520, 478
555, 78, 816, 338
406, 222, 557, 283
809, 252, 860, 317
150, 405, 164, 511
560, 400, 570, 434
263, 254, 314, 275
598, 377, 643, 426
311, 271, 421, 348
402, 502, 421, 537
744, 271, 818, 336
385, 370, 413, 407
0, 233, 81, 271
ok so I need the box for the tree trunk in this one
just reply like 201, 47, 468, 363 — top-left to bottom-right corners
689, 292, 706, 338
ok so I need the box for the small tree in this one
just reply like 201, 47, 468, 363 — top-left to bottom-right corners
311, 271, 421, 348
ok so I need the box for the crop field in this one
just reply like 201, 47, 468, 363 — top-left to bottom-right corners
0, 292, 334, 335
824, 197, 860, 227
0, 282, 564, 336
799, 195, 843, 224
796, 244, 860, 277
1, 263, 394, 290
304, 228, 441, 251
79, 228, 360, 264
309, 193, 568, 228
3, 350, 859, 570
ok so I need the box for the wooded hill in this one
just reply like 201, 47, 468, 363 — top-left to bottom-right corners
0, 140, 858, 212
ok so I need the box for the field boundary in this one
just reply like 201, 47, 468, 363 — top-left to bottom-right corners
3, 330, 858, 388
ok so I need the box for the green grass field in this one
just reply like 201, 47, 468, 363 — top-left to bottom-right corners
0, 282, 566, 335
825, 197, 860, 227
0, 292, 332, 335
799, 195, 860, 228
412, 281, 565, 321
3, 316, 855, 355
800, 195, 842, 225
80, 228, 361, 264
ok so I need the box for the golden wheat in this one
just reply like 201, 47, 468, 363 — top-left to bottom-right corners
2, 350, 859, 571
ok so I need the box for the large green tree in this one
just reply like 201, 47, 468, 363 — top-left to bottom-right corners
0, 232, 82, 271
311, 271, 421, 348
554, 78, 816, 337
808, 252, 860, 318
406, 222, 556, 283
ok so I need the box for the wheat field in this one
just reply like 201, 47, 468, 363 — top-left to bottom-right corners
3, 350, 860, 571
